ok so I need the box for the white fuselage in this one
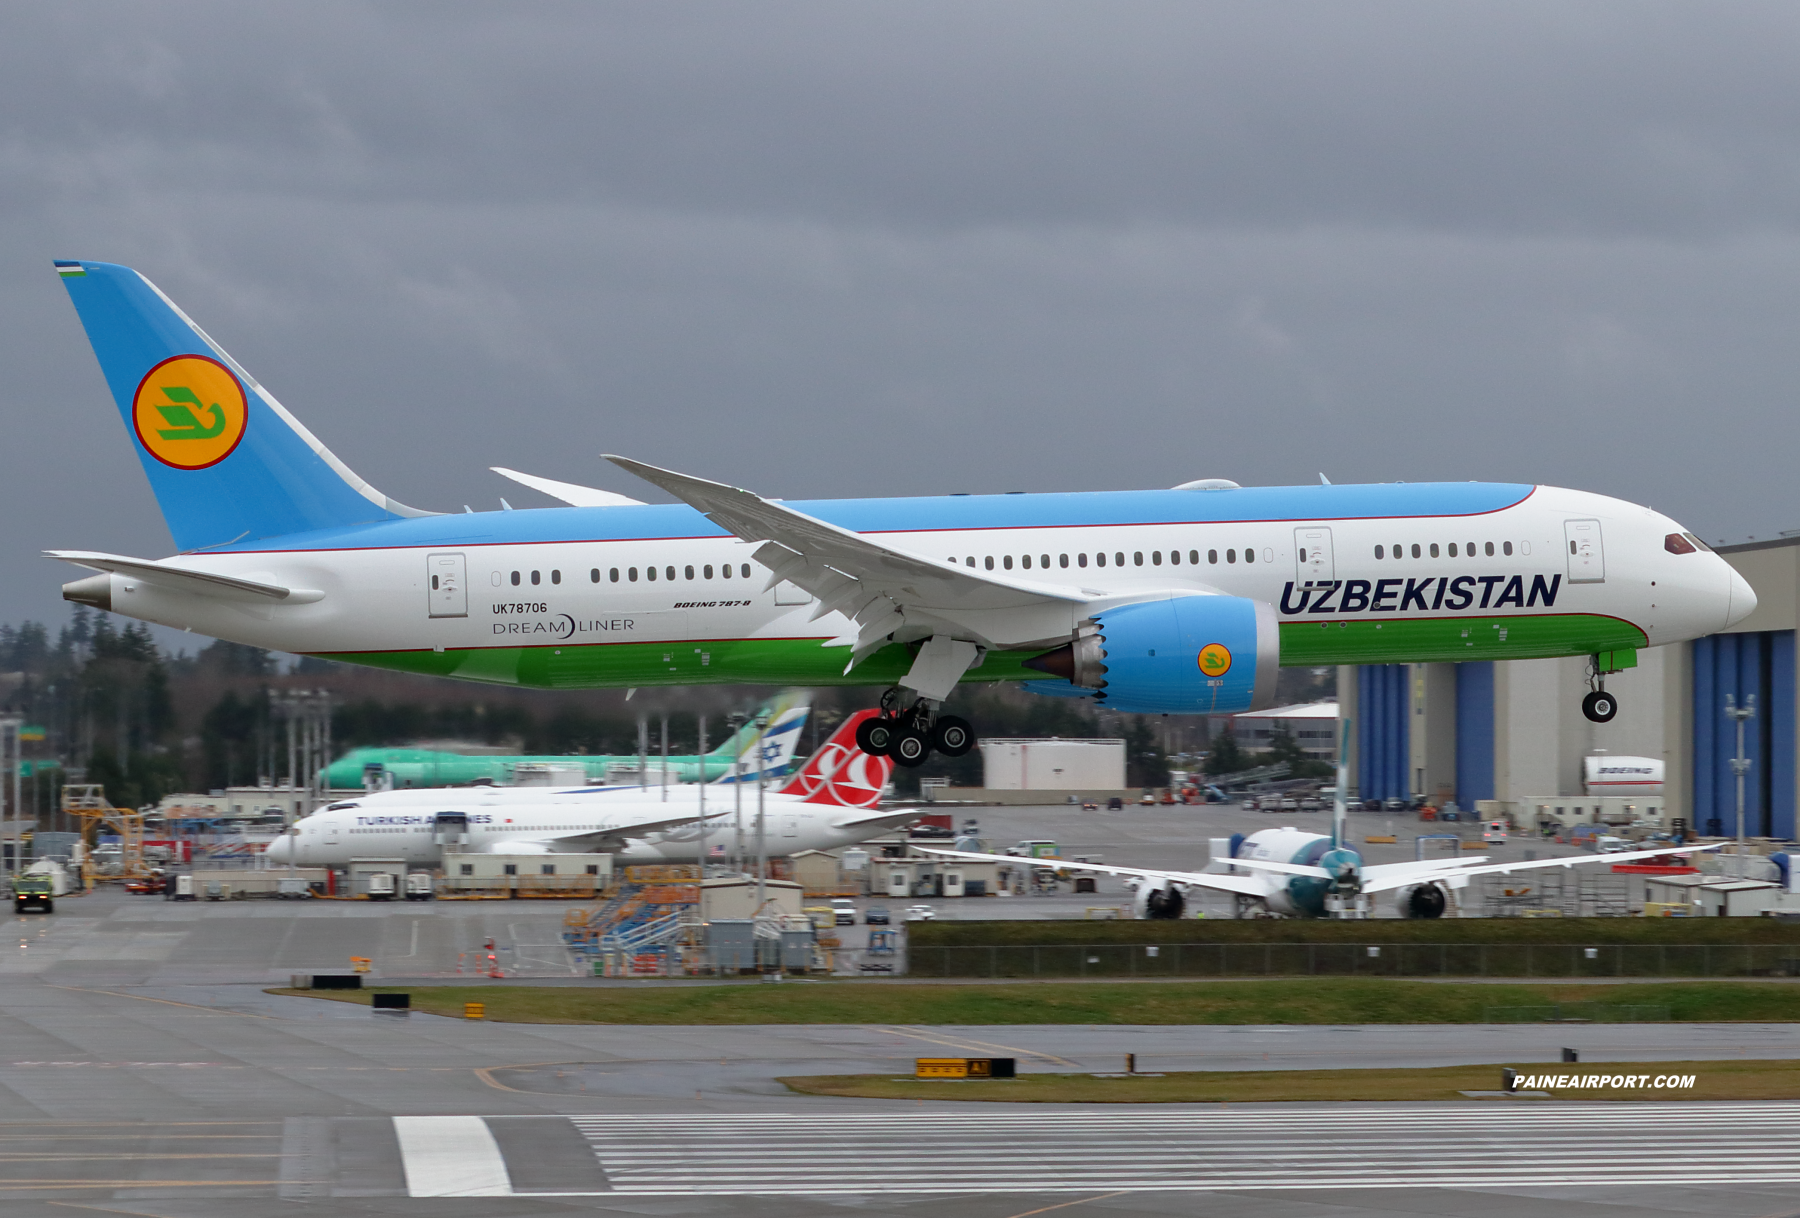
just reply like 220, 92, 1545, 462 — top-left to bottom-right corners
87, 486, 1751, 667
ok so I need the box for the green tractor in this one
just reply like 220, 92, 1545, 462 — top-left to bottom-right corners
12, 874, 54, 914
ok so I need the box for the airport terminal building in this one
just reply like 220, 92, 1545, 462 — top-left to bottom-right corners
1340, 535, 1800, 840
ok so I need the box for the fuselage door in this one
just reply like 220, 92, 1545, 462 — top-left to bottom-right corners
1294, 527, 1334, 582
427, 552, 467, 617
1564, 520, 1605, 584
323, 818, 340, 845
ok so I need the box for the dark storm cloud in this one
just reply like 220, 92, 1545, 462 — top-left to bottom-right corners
3, 2, 1800, 627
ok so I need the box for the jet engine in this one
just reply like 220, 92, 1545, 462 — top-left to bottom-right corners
1025, 595, 1278, 714
1395, 882, 1449, 919
1133, 878, 1187, 919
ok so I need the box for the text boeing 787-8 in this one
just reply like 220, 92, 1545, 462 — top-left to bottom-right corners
47, 260, 1755, 765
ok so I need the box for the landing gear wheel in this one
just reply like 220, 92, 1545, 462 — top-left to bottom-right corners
1582, 690, 1617, 723
931, 715, 975, 757
857, 717, 896, 756
890, 728, 931, 767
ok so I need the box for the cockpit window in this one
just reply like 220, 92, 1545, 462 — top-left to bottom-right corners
1664, 533, 1697, 555
1682, 532, 1713, 552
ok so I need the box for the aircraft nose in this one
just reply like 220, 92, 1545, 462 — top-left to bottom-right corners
1725, 564, 1758, 630
265, 834, 291, 864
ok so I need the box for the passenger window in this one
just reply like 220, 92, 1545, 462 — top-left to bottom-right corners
1077, 554, 1088, 568
1004, 556, 1014, 570
1041, 554, 1050, 568
1059, 554, 1069, 568
1429, 544, 1439, 558
1021, 555, 1030, 569
552, 570, 561, 584
1096, 553, 1106, 567
1410, 544, 1421, 559
967, 557, 976, 567
741, 564, 750, 578
1168, 550, 1178, 565
1244, 549, 1255, 564
1227, 549, 1237, 564
608, 568, 618, 582
685, 565, 695, 580
1115, 552, 1125, 566
629, 567, 639, 582
1466, 541, 1475, 556
1447, 543, 1457, 557
591, 568, 601, 582
666, 566, 675, 580
985, 556, 995, 570
1375, 545, 1384, 559
530, 570, 541, 585
704, 564, 714, 578
1503, 541, 1513, 557
647, 566, 657, 581
510, 571, 520, 586
1134, 552, 1144, 566
1485, 542, 1495, 557
722, 564, 731, 579
1189, 550, 1199, 564
1208, 550, 1218, 564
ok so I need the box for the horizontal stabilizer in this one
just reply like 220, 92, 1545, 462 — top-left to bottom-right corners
46, 550, 323, 605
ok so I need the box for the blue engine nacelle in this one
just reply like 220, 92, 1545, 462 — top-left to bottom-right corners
1026, 595, 1279, 713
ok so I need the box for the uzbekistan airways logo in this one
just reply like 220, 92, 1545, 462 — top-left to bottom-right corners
1198, 643, 1232, 677
132, 355, 247, 470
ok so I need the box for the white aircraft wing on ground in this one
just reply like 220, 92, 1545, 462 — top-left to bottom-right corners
486, 810, 706, 854
1358, 842, 1723, 893
915, 846, 1277, 899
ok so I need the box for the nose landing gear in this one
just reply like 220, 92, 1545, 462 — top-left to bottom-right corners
855, 688, 977, 767
1582, 653, 1621, 723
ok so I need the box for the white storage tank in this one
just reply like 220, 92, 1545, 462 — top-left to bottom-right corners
979, 738, 1126, 790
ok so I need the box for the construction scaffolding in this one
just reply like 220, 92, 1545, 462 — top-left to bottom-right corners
62, 784, 150, 884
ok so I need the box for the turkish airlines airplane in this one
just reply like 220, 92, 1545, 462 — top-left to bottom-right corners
49, 261, 1755, 765
264, 711, 901, 867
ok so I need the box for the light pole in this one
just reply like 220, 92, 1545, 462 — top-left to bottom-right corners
752, 711, 770, 911
696, 716, 707, 873
728, 712, 745, 872
1726, 694, 1757, 880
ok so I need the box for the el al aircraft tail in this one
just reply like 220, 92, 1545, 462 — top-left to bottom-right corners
708, 691, 812, 781
54, 260, 429, 552
775, 710, 892, 808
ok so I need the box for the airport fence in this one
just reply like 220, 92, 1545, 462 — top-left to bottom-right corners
907, 942, 1800, 980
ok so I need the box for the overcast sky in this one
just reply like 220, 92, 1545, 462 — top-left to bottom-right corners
5, 2, 1800, 630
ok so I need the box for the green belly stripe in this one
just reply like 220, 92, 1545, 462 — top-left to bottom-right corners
310, 637, 1049, 690
1278, 613, 1648, 666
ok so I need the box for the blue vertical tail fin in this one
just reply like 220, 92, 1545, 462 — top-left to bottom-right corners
55, 260, 430, 552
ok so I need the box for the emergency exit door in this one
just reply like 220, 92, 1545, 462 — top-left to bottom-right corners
1564, 520, 1605, 584
427, 552, 467, 617
1294, 526, 1334, 582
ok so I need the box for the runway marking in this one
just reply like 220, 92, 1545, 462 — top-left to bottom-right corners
44, 985, 272, 1017
1002, 1191, 1133, 1216
866, 1025, 1078, 1067
554, 1104, 1800, 1195
393, 1115, 512, 1197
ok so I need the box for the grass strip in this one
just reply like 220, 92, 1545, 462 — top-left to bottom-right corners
780, 1059, 1800, 1104
911, 917, 1800, 946
270, 978, 1800, 1024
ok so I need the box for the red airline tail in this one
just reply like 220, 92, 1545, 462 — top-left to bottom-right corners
776, 709, 892, 808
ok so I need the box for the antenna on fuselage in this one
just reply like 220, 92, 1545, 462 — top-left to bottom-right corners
1333, 717, 1350, 850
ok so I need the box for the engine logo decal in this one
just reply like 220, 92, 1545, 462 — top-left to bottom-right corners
132, 354, 248, 470
1197, 643, 1232, 677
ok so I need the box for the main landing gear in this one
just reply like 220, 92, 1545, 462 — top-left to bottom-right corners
1582, 654, 1619, 723
854, 687, 977, 768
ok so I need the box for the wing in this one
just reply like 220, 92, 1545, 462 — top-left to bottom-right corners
915, 846, 1280, 899
490, 467, 646, 508
525, 810, 706, 853
603, 455, 1086, 660
1361, 842, 1722, 894
46, 550, 324, 604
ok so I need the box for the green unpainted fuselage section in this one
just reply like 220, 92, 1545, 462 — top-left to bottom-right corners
314, 612, 1646, 692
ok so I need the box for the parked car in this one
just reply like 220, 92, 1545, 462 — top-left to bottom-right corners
1299, 797, 1323, 811
1382, 798, 1409, 812
864, 906, 891, 925
905, 904, 937, 921
1279, 798, 1299, 812
829, 897, 857, 925
1107, 797, 1124, 810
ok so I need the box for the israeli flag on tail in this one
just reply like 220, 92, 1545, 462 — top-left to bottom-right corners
709, 689, 812, 783
54, 260, 430, 552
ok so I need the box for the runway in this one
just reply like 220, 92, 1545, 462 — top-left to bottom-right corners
5, 893, 1800, 1215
